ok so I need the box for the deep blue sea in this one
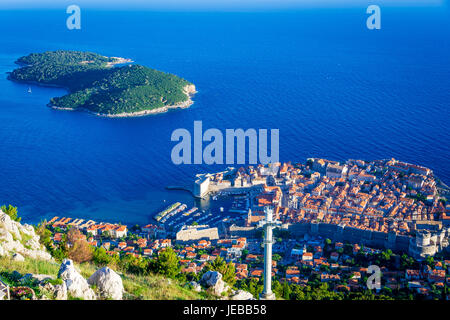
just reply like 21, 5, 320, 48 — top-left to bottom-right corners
0, 7, 449, 225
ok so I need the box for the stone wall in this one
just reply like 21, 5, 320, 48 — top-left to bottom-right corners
288, 222, 410, 253
287, 221, 449, 258
229, 220, 449, 258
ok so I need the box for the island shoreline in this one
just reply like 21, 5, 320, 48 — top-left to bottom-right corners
8, 53, 197, 118
47, 84, 197, 118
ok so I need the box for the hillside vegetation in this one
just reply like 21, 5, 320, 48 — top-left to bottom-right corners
0, 207, 227, 300
0, 256, 205, 300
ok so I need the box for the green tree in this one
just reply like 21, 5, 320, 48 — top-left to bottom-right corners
150, 247, 180, 278
272, 254, 282, 262
1, 204, 21, 222
207, 256, 236, 286
272, 280, 282, 297
186, 272, 200, 282
120, 254, 149, 275
291, 284, 306, 300
425, 256, 434, 268
35, 221, 52, 245
381, 249, 393, 261
92, 247, 116, 266
282, 281, 291, 299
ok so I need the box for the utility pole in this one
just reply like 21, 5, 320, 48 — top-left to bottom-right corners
260, 206, 281, 300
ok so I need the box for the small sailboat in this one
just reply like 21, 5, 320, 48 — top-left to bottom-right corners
28, 87, 32, 93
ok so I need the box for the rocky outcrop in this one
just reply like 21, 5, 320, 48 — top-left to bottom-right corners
12, 252, 25, 262
183, 84, 197, 96
19, 273, 54, 286
58, 259, 96, 300
38, 281, 68, 300
4, 270, 66, 300
0, 210, 52, 261
230, 289, 254, 300
53, 282, 68, 300
4, 258, 126, 300
201, 271, 227, 296
189, 281, 202, 292
88, 267, 124, 300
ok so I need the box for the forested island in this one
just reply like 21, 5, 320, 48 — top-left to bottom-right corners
7, 50, 196, 117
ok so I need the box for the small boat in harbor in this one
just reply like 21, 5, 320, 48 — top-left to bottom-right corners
182, 207, 198, 217
28, 87, 32, 93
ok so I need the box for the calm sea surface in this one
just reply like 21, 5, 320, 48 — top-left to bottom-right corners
0, 7, 449, 225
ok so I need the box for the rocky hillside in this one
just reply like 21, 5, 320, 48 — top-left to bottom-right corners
0, 209, 52, 262
0, 209, 195, 300
0, 209, 254, 300
0, 253, 210, 300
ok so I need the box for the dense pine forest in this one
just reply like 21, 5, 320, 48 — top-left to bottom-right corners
8, 50, 194, 115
